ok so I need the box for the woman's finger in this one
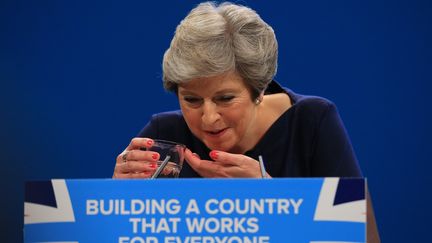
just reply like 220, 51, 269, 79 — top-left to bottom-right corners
117, 160, 158, 174
209, 150, 263, 178
122, 150, 160, 162
209, 150, 254, 166
114, 171, 153, 179
127, 137, 155, 150
185, 149, 228, 178
113, 160, 158, 179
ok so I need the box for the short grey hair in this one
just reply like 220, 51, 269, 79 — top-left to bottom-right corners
162, 1, 278, 99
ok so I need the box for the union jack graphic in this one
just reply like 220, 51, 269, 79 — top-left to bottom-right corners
25, 179, 75, 224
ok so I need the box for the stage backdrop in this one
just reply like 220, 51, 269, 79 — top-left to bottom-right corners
1, 0, 431, 242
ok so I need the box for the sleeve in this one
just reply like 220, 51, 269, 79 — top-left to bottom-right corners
136, 114, 159, 138
311, 102, 363, 177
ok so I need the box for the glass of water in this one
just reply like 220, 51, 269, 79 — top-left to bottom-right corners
144, 139, 186, 178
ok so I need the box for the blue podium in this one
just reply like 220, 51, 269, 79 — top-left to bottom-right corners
24, 178, 366, 243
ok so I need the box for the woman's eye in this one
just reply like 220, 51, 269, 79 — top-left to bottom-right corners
184, 97, 201, 104
217, 95, 235, 102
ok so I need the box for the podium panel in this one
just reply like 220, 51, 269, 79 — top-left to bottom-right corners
24, 178, 365, 243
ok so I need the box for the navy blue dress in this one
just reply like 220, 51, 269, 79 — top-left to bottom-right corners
137, 81, 362, 178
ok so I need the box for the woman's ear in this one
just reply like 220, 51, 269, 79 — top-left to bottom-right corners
255, 93, 264, 105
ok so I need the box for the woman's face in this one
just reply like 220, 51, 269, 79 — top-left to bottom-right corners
178, 72, 258, 153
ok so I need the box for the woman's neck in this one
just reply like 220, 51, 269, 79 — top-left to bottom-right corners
236, 93, 292, 154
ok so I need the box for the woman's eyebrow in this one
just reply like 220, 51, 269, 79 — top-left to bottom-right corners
178, 90, 199, 96
179, 88, 240, 96
214, 88, 241, 95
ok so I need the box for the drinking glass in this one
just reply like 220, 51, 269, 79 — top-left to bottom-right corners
144, 139, 185, 178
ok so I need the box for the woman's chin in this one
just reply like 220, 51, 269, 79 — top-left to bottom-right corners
204, 141, 232, 152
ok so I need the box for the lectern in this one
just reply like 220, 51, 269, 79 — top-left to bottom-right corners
24, 178, 366, 242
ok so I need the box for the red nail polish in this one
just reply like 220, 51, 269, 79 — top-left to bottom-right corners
210, 151, 218, 159
147, 140, 153, 146
150, 162, 157, 168
152, 153, 158, 160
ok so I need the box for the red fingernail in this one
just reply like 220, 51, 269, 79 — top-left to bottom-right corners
152, 153, 158, 160
150, 162, 157, 168
147, 140, 153, 146
210, 150, 218, 159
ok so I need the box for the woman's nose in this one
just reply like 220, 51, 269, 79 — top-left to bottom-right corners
201, 101, 220, 125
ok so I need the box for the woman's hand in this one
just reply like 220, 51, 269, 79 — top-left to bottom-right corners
113, 138, 160, 179
185, 149, 271, 178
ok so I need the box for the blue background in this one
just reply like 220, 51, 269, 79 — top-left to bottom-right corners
1, 0, 431, 242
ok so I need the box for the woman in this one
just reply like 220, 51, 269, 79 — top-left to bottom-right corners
113, 2, 361, 179
113, 2, 379, 240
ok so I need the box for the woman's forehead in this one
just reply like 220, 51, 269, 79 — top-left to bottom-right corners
179, 72, 246, 91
